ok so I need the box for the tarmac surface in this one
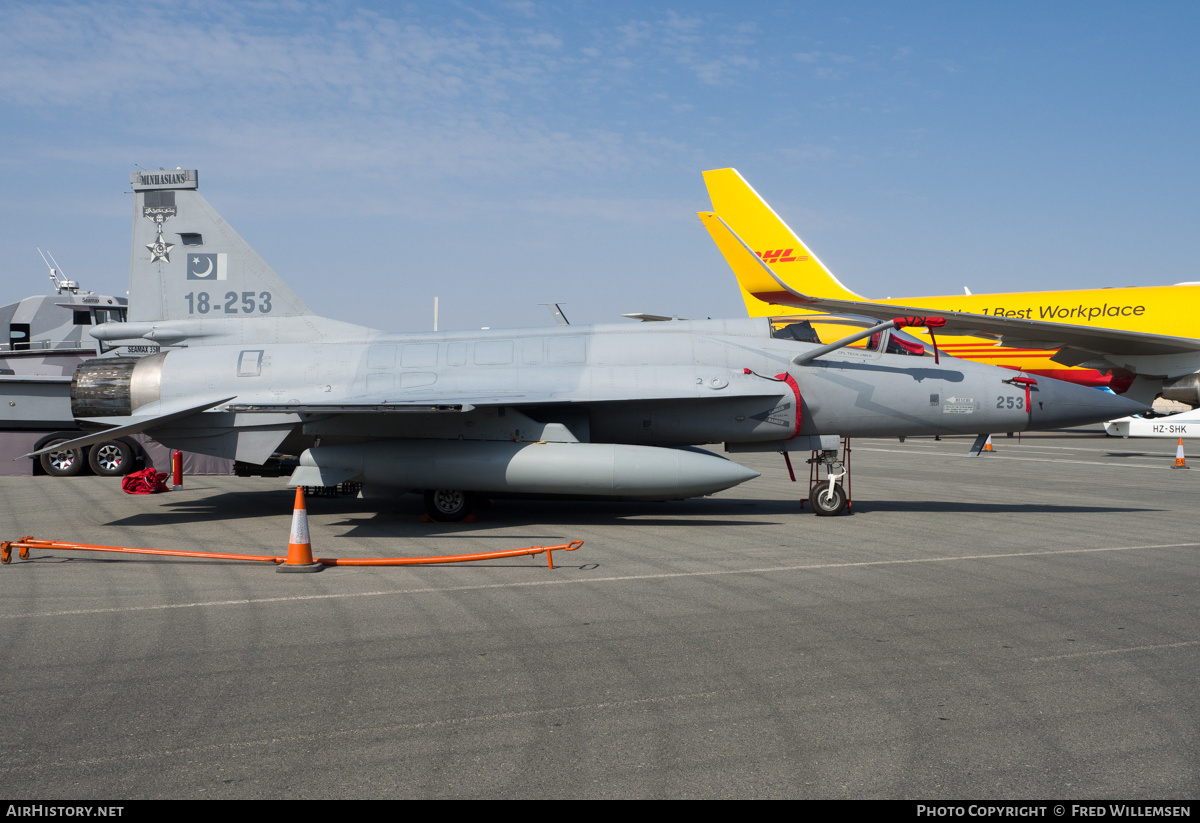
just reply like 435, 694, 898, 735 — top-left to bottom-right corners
1, 428, 1197, 799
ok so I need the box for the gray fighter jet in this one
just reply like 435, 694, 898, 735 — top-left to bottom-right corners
30, 170, 1146, 517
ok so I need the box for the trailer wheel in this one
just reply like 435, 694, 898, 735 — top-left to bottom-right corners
423, 489, 476, 522
88, 440, 134, 477
40, 440, 84, 477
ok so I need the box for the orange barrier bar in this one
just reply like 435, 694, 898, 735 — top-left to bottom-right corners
2, 537, 583, 569
319, 541, 583, 569
3, 536, 282, 564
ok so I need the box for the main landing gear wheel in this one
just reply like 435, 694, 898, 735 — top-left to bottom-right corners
40, 440, 83, 477
88, 440, 133, 477
423, 489, 476, 522
808, 482, 848, 516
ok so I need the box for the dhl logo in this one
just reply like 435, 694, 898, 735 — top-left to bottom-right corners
756, 248, 809, 264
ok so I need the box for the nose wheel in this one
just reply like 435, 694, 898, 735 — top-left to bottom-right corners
808, 478, 848, 516
785, 439, 853, 516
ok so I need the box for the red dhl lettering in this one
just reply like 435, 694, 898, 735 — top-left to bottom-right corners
756, 248, 802, 264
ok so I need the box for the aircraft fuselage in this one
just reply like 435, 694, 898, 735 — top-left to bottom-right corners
74, 318, 1140, 462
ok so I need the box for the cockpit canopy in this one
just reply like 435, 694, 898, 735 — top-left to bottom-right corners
770, 317, 931, 357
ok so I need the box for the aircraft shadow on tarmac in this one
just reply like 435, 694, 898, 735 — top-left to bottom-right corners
106, 489, 314, 527
105, 491, 1157, 536
847, 501, 1157, 514
105, 490, 791, 535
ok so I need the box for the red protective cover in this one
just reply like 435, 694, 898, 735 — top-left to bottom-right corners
121, 468, 171, 495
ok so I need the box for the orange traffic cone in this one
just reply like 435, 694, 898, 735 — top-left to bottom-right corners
982, 435, 995, 454
1172, 438, 1189, 470
277, 487, 324, 572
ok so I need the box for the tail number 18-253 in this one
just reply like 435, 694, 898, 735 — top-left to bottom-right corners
185, 291, 272, 314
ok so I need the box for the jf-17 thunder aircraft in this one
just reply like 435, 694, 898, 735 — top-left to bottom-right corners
28, 169, 1144, 518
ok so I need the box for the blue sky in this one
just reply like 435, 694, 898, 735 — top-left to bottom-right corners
1, 1, 1198, 331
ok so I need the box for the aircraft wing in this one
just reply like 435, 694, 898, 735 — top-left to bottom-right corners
226, 401, 482, 414
699, 211, 1200, 359
763, 294, 1200, 358
226, 379, 792, 415
22, 395, 236, 459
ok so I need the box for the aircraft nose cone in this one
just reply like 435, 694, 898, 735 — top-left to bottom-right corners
1033, 378, 1151, 428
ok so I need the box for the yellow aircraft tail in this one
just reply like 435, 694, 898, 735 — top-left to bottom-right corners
702, 168, 863, 313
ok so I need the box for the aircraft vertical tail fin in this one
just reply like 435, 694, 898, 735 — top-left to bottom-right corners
129, 170, 311, 323
702, 168, 864, 315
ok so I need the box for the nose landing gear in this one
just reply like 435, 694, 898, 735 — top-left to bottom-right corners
807, 451, 848, 516
784, 438, 853, 516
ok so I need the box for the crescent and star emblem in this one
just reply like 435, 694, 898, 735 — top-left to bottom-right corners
191, 256, 213, 278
